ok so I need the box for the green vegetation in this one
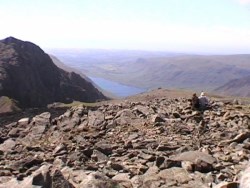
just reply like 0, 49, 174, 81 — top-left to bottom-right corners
0, 96, 13, 106
0, 96, 21, 113
49, 101, 98, 108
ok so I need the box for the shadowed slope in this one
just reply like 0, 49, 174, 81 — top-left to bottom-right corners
0, 37, 107, 108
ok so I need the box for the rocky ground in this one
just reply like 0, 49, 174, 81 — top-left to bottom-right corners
0, 89, 250, 188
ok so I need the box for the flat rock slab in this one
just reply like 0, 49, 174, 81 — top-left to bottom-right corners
0, 139, 15, 152
18, 117, 30, 125
172, 151, 216, 164
158, 167, 192, 184
32, 112, 51, 126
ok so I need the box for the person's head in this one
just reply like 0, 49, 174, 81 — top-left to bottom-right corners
200, 92, 205, 97
193, 93, 197, 97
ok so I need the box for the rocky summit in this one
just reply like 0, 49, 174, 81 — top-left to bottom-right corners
0, 37, 106, 110
0, 93, 250, 188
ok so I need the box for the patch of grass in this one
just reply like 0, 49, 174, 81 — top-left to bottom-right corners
0, 96, 13, 105
50, 101, 98, 108
0, 96, 21, 113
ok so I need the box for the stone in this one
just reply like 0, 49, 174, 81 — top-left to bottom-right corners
138, 151, 155, 161
8, 128, 21, 137
91, 149, 108, 162
0, 139, 15, 152
214, 181, 239, 188
95, 142, 113, 155
194, 158, 214, 173
61, 167, 88, 186
133, 105, 154, 116
155, 156, 165, 167
219, 132, 250, 146
22, 157, 43, 169
80, 172, 120, 187
51, 169, 75, 188
18, 117, 30, 125
172, 112, 181, 118
0, 165, 52, 188
151, 114, 165, 123
53, 143, 67, 156
182, 161, 194, 172
158, 167, 192, 184
77, 121, 89, 132
88, 110, 105, 127
32, 112, 51, 126
105, 115, 114, 120
32, 165, 52, 187
112, 173, 133, 187
109, 162, 124, 171
173, 151, 217, 164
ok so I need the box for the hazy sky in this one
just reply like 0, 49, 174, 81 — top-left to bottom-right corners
1, 0, 250, 53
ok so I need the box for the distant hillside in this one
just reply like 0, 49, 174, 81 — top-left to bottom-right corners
0, 37, 107, 108
49, 54, 92, 81
47, 49, 250, 96
88, 55, 250, 91
214, 75, 250, 97
50, 55, 116, 99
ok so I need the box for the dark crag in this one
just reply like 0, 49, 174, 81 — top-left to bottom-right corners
0, 37, 107, 109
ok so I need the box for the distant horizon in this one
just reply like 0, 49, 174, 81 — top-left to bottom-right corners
45, 46, 250, 56
1, 0, 250, 54
2, 35, 250, 56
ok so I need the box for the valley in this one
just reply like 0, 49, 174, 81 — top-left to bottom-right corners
48, 49, 250, 97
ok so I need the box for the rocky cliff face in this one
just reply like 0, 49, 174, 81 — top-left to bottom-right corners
0, 37, 107, 108
0, 93, 249, 187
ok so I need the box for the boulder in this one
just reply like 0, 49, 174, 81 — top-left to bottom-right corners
0, 139, 16, 152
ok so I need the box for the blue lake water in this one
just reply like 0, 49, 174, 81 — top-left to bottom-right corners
89, 77, 146, 97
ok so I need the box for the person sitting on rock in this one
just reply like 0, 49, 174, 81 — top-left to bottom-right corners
191, 93, 200, 110
198, 92, 209, 111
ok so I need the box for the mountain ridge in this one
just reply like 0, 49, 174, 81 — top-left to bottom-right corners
0, 37, 107, 109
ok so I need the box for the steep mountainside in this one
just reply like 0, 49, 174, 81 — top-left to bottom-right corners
0, 37, 107, 108
214, 75, 250, 97
50, 55, 116, 98
49, 54, 90, 81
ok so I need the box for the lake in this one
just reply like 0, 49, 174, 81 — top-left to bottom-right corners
89, 76, 146, 97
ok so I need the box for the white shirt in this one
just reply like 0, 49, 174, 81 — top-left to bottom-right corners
199, 96, 209, 107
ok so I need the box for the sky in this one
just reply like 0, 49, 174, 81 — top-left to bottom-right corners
0, 0, 250, 54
